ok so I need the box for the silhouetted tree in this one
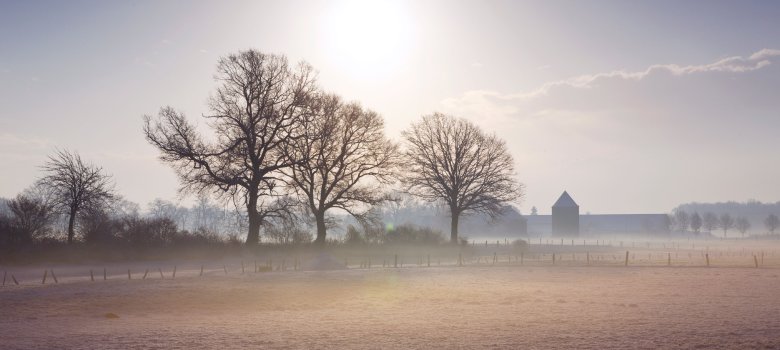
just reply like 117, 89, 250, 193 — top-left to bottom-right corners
735, 216, 750, 238
765, 214, 779, 235
39, 150, 114, 244
7, 194, 54, 244
531, 206, 538, 215
674, 210, 690, 233
718, 213, 735, 238
702, 212, 718, 233
144, 50, 316, 244
402, 113, 523, 243
690, 212, 702, 234
285, 94, 399, 244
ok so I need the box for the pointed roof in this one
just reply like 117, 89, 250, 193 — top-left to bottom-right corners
553, 191, 578, 208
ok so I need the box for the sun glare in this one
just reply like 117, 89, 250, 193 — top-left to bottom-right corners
320, 0, 415, 80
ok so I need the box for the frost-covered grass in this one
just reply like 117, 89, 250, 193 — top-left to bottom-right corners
2, 255, 780, 349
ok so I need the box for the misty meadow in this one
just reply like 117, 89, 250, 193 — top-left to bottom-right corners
2, 1, 780, 349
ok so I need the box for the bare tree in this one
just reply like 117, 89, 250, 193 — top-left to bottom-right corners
718, 213, 735, 238
690, 212, 702, 234
765, 214, 779, 235
735, 216, 751, 238
702, 212, 718, 234
285, 94, 399, 244
7, 193, 54, 243
144, 50, 316, 244
674, 210, 690, 233
39, 150, 114, 244
402, 113, 523, 243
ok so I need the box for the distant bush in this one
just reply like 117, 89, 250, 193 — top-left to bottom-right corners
512, 239, 528, 251
385, 224, 444, 245
344, 225, 365, 245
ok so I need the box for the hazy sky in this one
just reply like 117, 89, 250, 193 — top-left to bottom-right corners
1, 0, 779, 214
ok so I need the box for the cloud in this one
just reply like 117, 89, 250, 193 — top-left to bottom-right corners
438, 49, 780, 213
494, 48, 780, 101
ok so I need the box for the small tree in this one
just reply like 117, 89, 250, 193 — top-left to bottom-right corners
7, 194, 54, 244
39, 150, 114, 244
702, 212, 718, 233
674, 210, 690, 233
690, 212, 702, 234
735, 217, 751, 238
402, 113, 523, 243
718, 213, 735, 238
765, 214, 780, 235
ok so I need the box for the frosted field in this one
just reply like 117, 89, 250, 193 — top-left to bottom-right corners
2, 259, 780, 349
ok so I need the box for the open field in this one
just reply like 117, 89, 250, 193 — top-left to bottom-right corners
2, 242, 780, 349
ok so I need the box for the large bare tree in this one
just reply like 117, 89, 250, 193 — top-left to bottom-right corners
144, 50, 316, 244
39, 150, 114, 244
285, 94, 399, 244
402, 113, 523, 243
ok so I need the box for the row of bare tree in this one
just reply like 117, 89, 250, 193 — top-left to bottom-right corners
142, 49, 523, 245
0, 49, 519, 247
670, 209, 780, 237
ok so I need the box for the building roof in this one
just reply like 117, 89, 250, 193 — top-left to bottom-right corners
553, 191, 578, 208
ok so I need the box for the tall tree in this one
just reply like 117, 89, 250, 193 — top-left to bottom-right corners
718, 213, 735, 238
39, 150, 114, 244
765, 214, 779, 235
702, 212, 719, 234
144, 50, 316, 244
285, 94, 399, 244
402, 113, 523, 243
735, 216, 751, 238
690, 212, 702, 234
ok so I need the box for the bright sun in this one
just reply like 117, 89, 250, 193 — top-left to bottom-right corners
320, 0, 415, 80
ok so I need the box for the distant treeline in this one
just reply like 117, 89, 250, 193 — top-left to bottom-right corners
671, 200, 780, 236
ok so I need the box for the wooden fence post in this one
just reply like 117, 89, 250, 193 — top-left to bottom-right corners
241, 261, 245, 274
90, 269, 95, 282
624, 251, 629, 266
395, 254, 398, 268
11, 274, 19, 285
142, 269, 149, 280
587, 252, 590, 266
705, 253, 710, 267
127, 269, 132, 280
552, 253, 556, 265
223, 265, 228, 275
2, 270, 6, 286
668, 253, 671, 266
159, 268, 164, 279
50, 269, 58, 284
42, 269, 47, 284
103, 268, 107, 281
200, 265, 204, 277
754, 255, 759, 268
173, 266, 177, 279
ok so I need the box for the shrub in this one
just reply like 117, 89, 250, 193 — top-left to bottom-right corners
385, 224, 444, 245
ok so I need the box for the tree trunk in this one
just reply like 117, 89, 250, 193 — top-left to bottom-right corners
245, 191, 261, 245
66, 206, 77, 244
450, 211, 460, 244
314, 211, 327, 245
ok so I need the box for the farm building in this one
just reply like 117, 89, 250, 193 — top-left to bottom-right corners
527, 191, 670, 237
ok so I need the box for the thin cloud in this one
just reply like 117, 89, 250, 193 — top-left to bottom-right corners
505, 48, 780, 100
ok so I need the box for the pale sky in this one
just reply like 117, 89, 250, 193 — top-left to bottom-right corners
1, 0, 779, 214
